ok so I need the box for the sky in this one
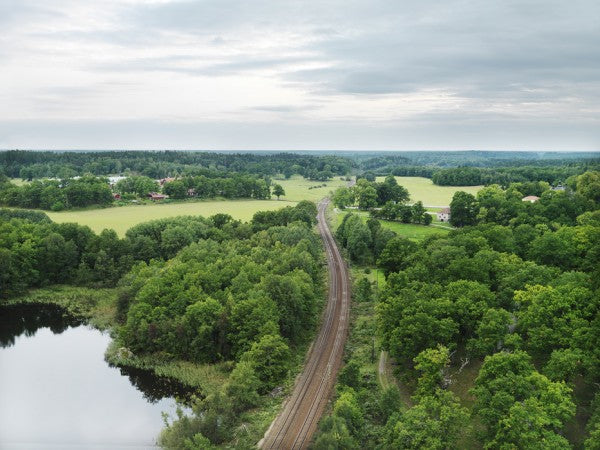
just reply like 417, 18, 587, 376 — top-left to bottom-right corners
0, 0, 599, 151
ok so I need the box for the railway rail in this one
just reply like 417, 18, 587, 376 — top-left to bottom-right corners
259, 198, 351, 449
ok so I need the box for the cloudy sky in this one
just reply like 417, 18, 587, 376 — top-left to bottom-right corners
1, 0, 599, 150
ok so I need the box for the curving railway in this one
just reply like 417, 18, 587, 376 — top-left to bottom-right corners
259, 198, 351, 450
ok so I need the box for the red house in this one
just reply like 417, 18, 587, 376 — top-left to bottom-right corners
148, 192, 167, 201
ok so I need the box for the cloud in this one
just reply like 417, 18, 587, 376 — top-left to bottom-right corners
0, 0, 598, 149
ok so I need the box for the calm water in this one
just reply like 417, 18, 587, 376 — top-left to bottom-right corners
0, 304, 188, 449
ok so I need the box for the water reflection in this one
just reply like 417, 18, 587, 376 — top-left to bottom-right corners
0, 303, 191, 448
0, 303, 82, 348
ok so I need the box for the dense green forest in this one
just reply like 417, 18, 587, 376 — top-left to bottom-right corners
315, 170, 600, 449
0, 150, 352, 180
0, 200, 324, 447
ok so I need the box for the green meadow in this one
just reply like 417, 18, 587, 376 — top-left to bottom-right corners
335, 209, 449, 242
375, 176, 482, 206
273, 175, 348, 202
45, 200, 294, 236
39, 176, 348, 235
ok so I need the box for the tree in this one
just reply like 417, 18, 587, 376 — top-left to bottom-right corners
450, 191, 479, 227
376, 175, 409, 205
467, 308, 512, 357
242, 334, 291, 393
332, 187, 355, 209
378, 237, 417, 277
163, 180, 187, 199
355, 182, 378, 210
382, 389, 468, 449
472, 351, 575, 443
414, 345, 450, 397
225, 361, 261, 412
576, 170, 600, 203
313, 415, 359, 450
410, 201, 428, 224
272, 183, 285, 200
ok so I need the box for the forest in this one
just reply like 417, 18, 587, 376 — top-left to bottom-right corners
0, 150, 352, 181
0, 200, 324, 446
314, 169, 600, 449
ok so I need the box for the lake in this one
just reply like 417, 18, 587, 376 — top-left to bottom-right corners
0, 304, 188, 449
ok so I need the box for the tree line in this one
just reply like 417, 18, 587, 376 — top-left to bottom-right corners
431, 164, 598, 187
0, 172, 281, 211
0, 150, 351, 181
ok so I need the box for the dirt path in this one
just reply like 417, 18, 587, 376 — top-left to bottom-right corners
259, 198, 351, 449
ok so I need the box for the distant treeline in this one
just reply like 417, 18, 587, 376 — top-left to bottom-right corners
430, 164, 600, 186
0, 150, 352, 181
0, 175, 113, 210
2, 150, 599, 189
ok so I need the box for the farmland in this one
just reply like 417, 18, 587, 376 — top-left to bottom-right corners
272, 175, 348, 202
27, 176, 347, 235
45, 200, 293, 236
375, 176, 482, 206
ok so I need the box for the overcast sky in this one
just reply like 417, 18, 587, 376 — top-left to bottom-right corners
1, 0, 599, 150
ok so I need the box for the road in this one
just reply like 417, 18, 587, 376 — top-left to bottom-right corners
259, 198, 351, 450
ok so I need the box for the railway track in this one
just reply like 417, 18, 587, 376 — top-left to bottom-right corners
258, 198, 351, 450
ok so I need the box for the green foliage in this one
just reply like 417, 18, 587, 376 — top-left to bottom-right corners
313, 415, 359, 450
116, 175, 159, 197
414, 345, 450, 398
354, 278, 373, 303
272, 183, 285, 199
449, 191, 479, 227
241, 334, 291, 393
472, 351, 575, 445
225, 361, 261, 412
0, 176, 113, 210
377, 237, 417, 276
381, 389, 468, 449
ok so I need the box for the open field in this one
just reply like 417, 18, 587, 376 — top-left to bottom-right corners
375, 176, 482, 206
335, 209, 449, 242
45, 200, 295, 235
272, 175, 348, 202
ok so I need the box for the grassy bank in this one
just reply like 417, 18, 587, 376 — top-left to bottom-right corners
4, 285, 118, 330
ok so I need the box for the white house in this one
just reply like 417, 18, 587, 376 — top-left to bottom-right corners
437, 207, 451, 222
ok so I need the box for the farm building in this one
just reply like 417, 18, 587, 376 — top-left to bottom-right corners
437, 207, 451, 222
148, 192, 167, 201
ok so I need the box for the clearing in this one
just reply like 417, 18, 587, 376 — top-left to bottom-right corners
335, 209, 449, 242
375, 176, 482, 206
272, 175, 348, 202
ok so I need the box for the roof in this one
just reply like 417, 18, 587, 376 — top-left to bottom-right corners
439, 207, 451, 214
522, 195, 540, 201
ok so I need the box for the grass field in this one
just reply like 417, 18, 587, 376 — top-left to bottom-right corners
375, 176, 482, 206
335, 209, 449, 242
29, 175, 347, 235
273, 175, 348, 202
45, 200, 295, 236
